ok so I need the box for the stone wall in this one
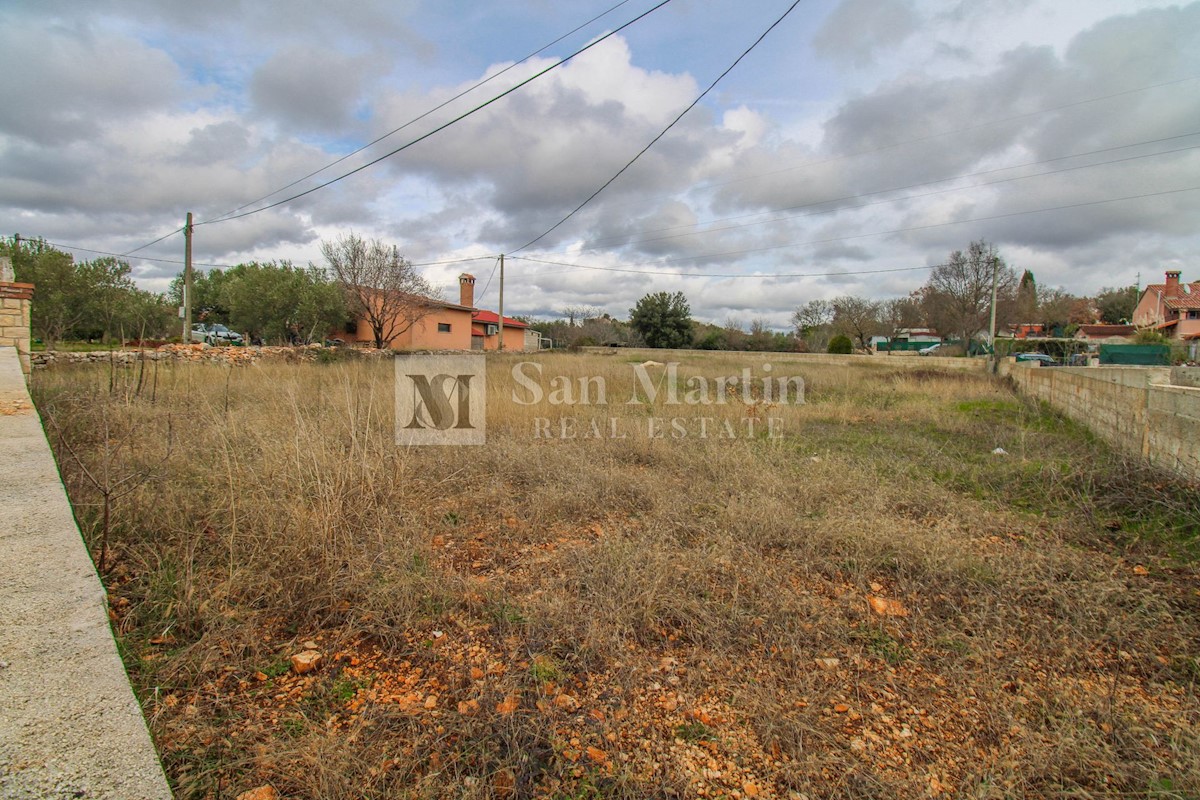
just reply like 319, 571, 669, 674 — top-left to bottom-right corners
31, 342, 398, 369
0, 255, 33, 375
1001, 361, 1200, 482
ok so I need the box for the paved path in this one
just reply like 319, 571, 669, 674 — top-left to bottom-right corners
0, 347, 172, 799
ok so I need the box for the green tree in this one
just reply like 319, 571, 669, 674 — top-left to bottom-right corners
78, 257, 138, 343
4, 236, 87, 348
827, 334, 853, 354
169, 268, 233, 323
1015, 269, 1038, 322
174, 261, 347, 344
121, 289, 177, 341
629, 291, 692, 349
791, 299, 833, 351
1095, 285, 1138, 324
1036, 287, 1078, 333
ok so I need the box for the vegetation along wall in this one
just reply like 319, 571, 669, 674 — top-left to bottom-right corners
1004, 363, 1200, 482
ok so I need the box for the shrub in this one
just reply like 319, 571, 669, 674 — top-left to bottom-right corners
827, 334, 852, 354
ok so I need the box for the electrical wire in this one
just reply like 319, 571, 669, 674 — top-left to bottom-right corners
556, 137, 1200, 255
408, 254, 497, 268
510, 0, 804, 254
202, 0, 637, 224
687, 75, 1200, 196
35, 184, 1199, 280
194, 0, 677, 227
476, 256, 502, 305
510, 184, 1200, 275
515, 255, 936, 279
37, 241, 237, 270
119, 226, 185, 257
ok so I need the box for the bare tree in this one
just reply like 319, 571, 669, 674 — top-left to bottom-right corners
322, 234, 440, 349
879, 295, 923, 352
791, 299, 833, 350
921, 240, 1017, 348
1037, 287, 1079, 332
831, 295, 881, 350
791, 300, 831, 333
560, 305, 602, 327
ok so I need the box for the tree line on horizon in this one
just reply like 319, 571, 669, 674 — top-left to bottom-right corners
544, 240, 1142, 353
2, 236, 1142, 352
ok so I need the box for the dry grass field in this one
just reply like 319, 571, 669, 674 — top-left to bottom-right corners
30, 351, 1200, 799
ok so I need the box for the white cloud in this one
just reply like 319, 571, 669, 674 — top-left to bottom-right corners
0, 0, 1196, 326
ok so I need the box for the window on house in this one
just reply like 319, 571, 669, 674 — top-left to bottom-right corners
343, 321, 358, 334
1189, 310, 1200, 320
438, 322, 452, 333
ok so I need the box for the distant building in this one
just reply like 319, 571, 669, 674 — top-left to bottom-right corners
1007, 323, 1045, 339
1132, 270, 1200, 341
341, 273, 533, 351
871, 328, 940, 351
1075, 324, 1136, 343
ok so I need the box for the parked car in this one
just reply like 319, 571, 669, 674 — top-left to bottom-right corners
1015, 352, 1058, 366
918, 343, 943, 356
192, 323, 243, 345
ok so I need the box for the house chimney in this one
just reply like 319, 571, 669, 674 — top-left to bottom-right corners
1164, 270, 1181, 296
459, 273, 476, 308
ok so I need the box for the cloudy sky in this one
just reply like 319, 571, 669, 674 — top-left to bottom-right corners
2, 0, 1198, 327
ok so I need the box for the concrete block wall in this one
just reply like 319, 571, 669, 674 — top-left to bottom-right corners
1171, 367, 1200, 388
1004, 362, 1200, 482
0, 348, 172, 798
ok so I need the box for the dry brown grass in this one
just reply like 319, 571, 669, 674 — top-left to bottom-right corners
30, 352, 1200, 799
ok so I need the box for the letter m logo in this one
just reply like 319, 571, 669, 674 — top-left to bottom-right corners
395, 355, 486, 445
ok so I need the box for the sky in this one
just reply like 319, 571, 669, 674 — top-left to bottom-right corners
2, 0, 1198, 328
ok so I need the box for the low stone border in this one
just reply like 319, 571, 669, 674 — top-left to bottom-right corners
31, 343, 397, 368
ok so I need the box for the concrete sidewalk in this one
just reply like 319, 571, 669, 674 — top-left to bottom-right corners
0, 347, 171, 799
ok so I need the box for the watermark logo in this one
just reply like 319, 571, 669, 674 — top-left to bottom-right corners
394, 354, 486, 446
511, 360, 804, 440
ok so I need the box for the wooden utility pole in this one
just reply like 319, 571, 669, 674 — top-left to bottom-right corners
497, 253, 505, 352
987, 254, 999, 354
183, 212, 193, 342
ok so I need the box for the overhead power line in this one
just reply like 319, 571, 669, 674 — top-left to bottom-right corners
511, 184, 1200, 276
195, 0, 677, 227
687, 74, 1200, 197
36, 241, 237, 270
554, 134, 1200, 255
203, 0, 637, 225
35, 184, 1198, 280
510, 0, 804, 254
31, 240, 491, 275
476, 256, 503, 305
515, 255, 937, 279
119, 226, 186, 258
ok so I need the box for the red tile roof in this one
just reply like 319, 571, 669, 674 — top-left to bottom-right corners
1144, 281, 1200, 309
471, 310, 529, 329
1163, 294, 1200, 310
1077, 324, 1135, 337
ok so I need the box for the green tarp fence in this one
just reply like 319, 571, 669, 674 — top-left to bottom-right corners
1099, 344, 1170, 365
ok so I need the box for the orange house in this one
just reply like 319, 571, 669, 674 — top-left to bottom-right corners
470, 309, 529, 351
1132, 270, 1200, 341
340, 274, 533, 351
